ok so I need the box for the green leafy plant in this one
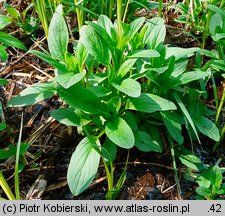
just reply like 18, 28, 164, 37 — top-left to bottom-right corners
196, 164, 225, 200
0, 115, 25, 200
0, 15, 26, 61
175, 145, 225, 200
7, 5, 220, 199
4, 3, 39, 36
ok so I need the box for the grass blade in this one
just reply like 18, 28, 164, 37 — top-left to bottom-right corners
173, 93, 201, 144
15, 113, 23, 200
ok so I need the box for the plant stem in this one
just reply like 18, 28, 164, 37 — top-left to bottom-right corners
169, 136, 182, 200
216, 87, 225, 122
0, 171, 15, 200
117, 0, 123, 44
158, 0, 163, 17
74, 0, 82, 30
122, 0, 129, 22
15, 113, 23, 200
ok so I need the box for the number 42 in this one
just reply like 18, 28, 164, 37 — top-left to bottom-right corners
209, 204, 222, 213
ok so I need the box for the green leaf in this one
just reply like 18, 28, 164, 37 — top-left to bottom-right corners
211, 165, 223, 188
134, 130, 162, 152
48, 8, 68, 61
178, 71, 210, 85
0, 78, 9, 86
28, 50, 67, 72
67, 137, 101, 196
173, 93, 200, 144
18, 143, 29, 155
105, 117, 135, 149
166, 47, 199, 60
0, 45, 8, 61
210, 14, 223, 35
102, 139, 117, 164
175, 145, 205, 171
112, 78, 141, 98
142, 17, 166, 49
97, 15, 114, 38
117, 58, 137, 78
207, 4, 225, 20
86, 21, 114, 48
161, 111, 184, 144
128, 49, 160, 58
4, 4, 20, 20
54, 70, 86, 89
57, 84, 100, 114
0, 31, 26, 50
0, 15, 12, 29
125, 17, 145, 43
51, 107, 90, 127
194, 116, 220, 141
196, 186, 211, 197
7, 82, 55, 107
75, 41, 88, 72
127, 93, 177, 113
0, 150, 11, 159
0, 123, 7, 131
80, 25, 111, 65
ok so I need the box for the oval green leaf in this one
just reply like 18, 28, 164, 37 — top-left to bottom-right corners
112, 78, 141, 98
126, 93, 177, 113
194, 116, 220, 142
67, 137, 101, 196
48, 9, 68, 61
134, 130, 162, 152
7, 82, 55, 107
80, 25, 111, 65
105, 117, 134, 149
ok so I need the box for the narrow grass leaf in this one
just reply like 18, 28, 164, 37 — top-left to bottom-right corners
173, 93, 200, 144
